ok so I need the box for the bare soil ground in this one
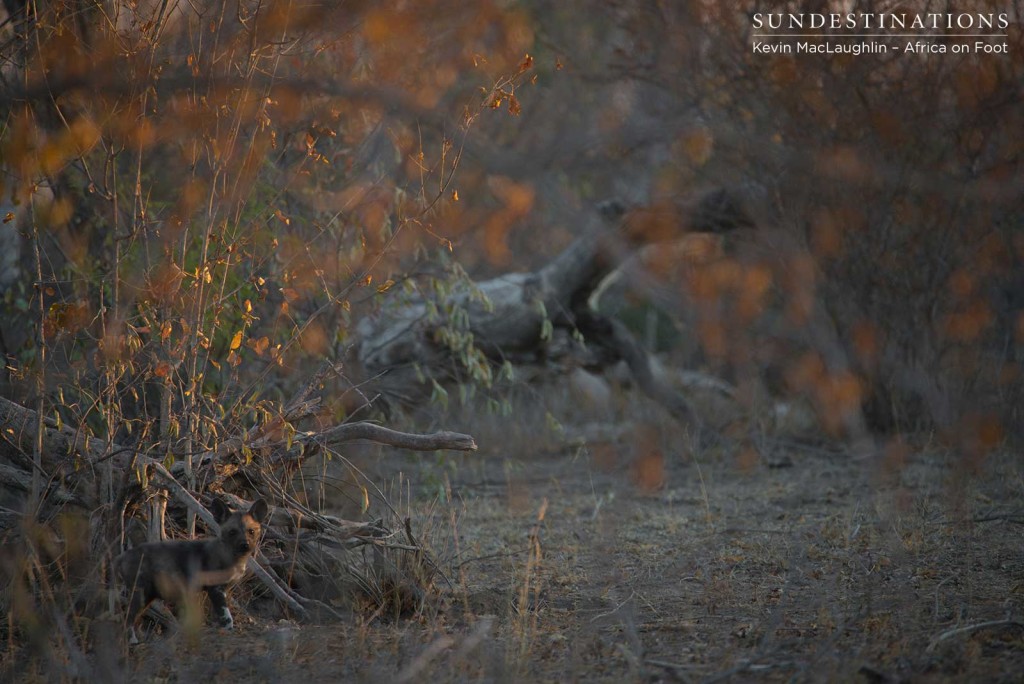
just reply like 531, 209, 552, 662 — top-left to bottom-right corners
94, 425, 1024, 684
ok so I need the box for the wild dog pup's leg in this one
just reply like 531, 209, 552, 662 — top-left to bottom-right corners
206, 585, 234, 629
124, 585, 154, 645
118, 550, 154, 645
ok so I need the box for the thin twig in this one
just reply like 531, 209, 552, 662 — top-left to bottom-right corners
926, 619, 1024, 653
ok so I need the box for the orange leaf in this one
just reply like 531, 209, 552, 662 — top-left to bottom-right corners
251, 336, 269, 355
154, 362, 171, 378
229, 330, 243, 350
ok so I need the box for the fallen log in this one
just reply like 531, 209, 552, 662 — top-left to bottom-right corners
352, 192, 753, 432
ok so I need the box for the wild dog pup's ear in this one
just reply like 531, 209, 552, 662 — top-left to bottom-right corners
210, 497, 232, 524
247, 499, 269, 524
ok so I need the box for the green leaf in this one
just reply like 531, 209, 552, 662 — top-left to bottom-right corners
540, 319, 553, 342
430, 379, 449, 410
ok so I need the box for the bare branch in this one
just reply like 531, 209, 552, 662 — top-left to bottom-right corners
309, 422, 478, 452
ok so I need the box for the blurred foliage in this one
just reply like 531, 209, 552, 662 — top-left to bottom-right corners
0, 0, 538, 451
1, 2, 1022, 678
0, 0, 1021, 459
553, 0, 1024, 449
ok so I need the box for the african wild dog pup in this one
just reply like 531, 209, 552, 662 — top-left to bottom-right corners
116, 498, 269, 642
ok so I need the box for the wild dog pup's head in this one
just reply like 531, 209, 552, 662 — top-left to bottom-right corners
211, 498, 269, 558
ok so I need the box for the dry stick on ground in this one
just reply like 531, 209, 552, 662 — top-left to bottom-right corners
170, 410, 478, 480
925, 619, 1024, 653
302, 422, 478, 452
255, 422, 477, 544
